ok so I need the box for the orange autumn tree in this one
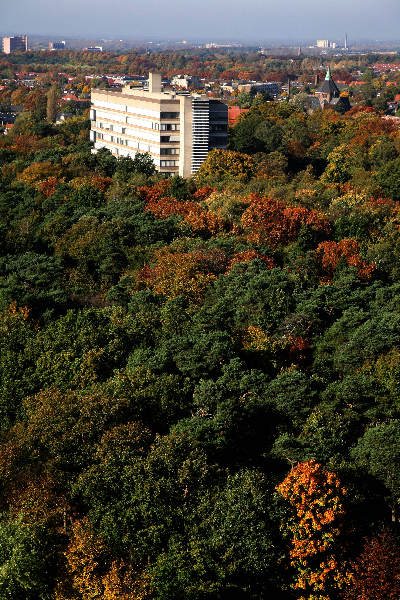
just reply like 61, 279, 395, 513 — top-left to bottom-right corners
183, 205, 226, 236
143, 189, 226, 235
192, 186, 215, 201
315, 239, 375, 283
10, 134, 50, 155
137, 180, 171, 204
37, 176, 60, 197
225, 250, 275, 274
144, 195, 189, 219
276, 460, 353, 600
241, 194, 329, 247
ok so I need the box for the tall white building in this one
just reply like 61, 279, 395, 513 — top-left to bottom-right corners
90, 73, 227, 177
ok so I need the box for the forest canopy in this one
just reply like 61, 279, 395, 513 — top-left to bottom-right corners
0, 77, 400, 599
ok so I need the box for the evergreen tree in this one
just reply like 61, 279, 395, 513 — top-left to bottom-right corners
46, 85, 58, 123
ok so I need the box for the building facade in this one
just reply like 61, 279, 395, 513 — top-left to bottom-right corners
171, 74, 203, 89
90, 73, 227, 177
315, 67, 341, 107
237, 82, 280, 96
49, 41, 66, 50
2, 35, 28, 54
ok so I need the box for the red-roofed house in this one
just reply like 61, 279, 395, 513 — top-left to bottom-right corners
228, 106, 249, 125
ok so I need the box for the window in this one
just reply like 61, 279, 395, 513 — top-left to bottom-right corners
210, 124, 227, 132
160, 123, 179, 131
109, 124, 114, 131
99, 122, 103, 129
90, 108, 96, 121
122, 127, 126, 134
160, 160, 177, 167
161, 136, 170, 142
160, 148, 179, 155
160, 112, 180, 119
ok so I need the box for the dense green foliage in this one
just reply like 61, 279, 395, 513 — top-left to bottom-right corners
1, 94, 400, 599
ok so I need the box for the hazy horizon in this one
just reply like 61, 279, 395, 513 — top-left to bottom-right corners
3, 0, 400, 42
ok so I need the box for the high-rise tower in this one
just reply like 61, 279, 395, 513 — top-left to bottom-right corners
2, 35, 28, 54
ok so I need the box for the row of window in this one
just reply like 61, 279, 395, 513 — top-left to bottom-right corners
151, 122, 180, 131
161, 123, 179, 131
98, 121, 179, 134
94, 131, 179, 157
92, 107, 181, 126
111, 136, 129, 145
95, 108, 179, 131
110, 136, 149, 151
160, 160, 177, 167
160, 112, 180, 119
160, 148, 179, 155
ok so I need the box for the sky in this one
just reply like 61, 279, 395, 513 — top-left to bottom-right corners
3, 0, 400, 42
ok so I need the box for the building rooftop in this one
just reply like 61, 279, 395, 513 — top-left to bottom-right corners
316, 67, 340, 97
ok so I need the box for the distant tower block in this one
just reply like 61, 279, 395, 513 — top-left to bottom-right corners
344, 33, 348, 50
2, 35, 28, 54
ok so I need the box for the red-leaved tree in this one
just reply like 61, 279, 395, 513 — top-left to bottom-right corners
344, 529, 400, 600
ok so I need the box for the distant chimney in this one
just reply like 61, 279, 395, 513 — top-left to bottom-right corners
149, 72, 162, 93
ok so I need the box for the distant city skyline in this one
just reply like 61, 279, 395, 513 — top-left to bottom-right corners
3, 0, 400, 42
